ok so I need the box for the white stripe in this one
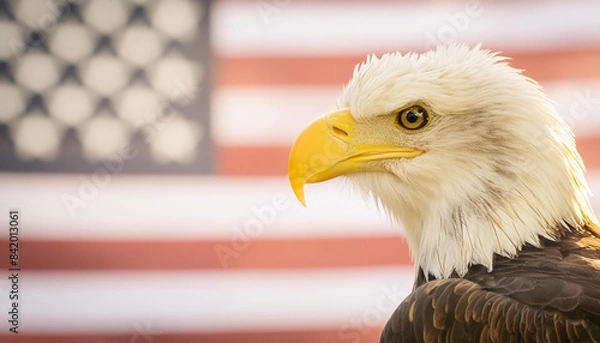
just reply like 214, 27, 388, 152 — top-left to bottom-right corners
213, 81, 600, 145
588, 172, 600, 218
0, 174, 397, 240
211, 86, 336, 145
213, 1, 600, 56
543, 80, 600, 138
0, 173, 598, 240
0, 268, 414, 333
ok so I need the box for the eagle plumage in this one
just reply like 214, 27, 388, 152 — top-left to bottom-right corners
287, 43, 600, 342
383, 228, 600, 342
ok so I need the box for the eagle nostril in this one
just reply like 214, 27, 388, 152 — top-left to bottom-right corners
332, 126, 348, 137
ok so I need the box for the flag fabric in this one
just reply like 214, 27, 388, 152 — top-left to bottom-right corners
0, 1, 599, 342
0, 0, 212, 174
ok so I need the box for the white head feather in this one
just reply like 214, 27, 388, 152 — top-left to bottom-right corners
337, 44, 597, 279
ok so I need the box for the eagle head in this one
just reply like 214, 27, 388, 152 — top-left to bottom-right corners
288, 43, 598, 279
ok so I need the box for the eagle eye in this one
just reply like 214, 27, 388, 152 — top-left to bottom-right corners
396, 106, 429, 130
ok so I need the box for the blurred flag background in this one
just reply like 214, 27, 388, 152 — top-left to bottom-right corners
0, 0, 599, 342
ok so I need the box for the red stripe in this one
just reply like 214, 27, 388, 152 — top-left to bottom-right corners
0, 236, 411, 270
217, 136, 600, 176
578, 136, 600, 171
216, 144, 290, 176
215, 48, 600, 86
0, 328, 384, 343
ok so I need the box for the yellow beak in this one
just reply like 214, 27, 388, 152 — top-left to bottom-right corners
288, 108, 423, 206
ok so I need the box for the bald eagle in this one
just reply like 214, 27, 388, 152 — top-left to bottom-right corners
288, 44, 600, 342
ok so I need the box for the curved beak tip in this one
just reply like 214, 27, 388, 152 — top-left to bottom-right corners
297, 194, 307, 208
290, 178, 307, 207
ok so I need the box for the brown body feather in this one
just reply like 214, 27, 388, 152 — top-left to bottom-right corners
381, 225, 600, 342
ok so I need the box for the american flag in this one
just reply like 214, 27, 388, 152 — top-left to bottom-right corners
0, 0, 599, 342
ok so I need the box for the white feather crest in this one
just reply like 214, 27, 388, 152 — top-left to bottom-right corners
340, 43, 598, 279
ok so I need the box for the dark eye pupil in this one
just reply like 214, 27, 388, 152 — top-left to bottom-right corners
406, 111, 419, 123
397, 106, 429, 130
